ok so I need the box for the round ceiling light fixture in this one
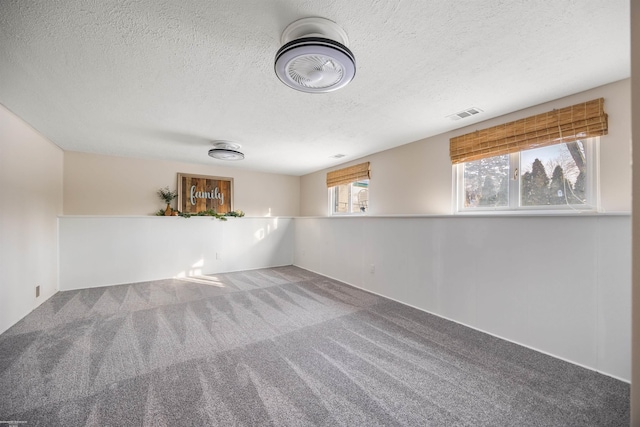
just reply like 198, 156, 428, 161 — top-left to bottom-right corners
208, 141, 244, 161
275, 17, 355, 93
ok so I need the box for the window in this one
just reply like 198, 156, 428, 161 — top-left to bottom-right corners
331, 180, 369, 214
457, 138, 597, 211
450, 98, 607, 213
326, 162, 370, 215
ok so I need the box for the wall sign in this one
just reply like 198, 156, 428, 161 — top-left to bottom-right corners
177, 173, 233, 214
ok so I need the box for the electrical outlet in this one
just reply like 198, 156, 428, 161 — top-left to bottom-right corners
369, 264, 375, 274
216, 252, 221, 260
35, 285, 40, 298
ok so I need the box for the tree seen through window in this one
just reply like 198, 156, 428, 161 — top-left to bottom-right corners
462, 140, 591, 209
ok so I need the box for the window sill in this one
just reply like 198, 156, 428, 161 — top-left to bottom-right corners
299, 211, 630, 219
454, 208, 599, 216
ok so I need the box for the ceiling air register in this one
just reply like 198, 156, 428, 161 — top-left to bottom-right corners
275, 17, 355, 93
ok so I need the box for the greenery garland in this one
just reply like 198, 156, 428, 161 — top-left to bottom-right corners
155, 208, 245, 220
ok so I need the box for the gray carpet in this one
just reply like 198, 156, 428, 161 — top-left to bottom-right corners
0, 266, 629, 426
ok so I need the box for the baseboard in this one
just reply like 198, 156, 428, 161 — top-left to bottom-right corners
60, 263, 296, 291
0, 289, 58, 335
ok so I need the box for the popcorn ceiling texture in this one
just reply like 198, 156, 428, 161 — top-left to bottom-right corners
0, 0, 630, 175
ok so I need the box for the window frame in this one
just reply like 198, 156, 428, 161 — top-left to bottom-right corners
454, 138, 599, 213
329, 180, 370, 216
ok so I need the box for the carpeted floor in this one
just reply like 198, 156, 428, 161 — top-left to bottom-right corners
0, 266, 629, 426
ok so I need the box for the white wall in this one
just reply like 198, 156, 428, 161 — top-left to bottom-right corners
0, 104, 63, 334
59, 216, 294, 290
294, 215, 631, 381
300, 79, 631, 216
64, 151, 301, 217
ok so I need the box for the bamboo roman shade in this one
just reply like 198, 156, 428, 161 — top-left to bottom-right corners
449, 98, 608, 164
326, 162, 370, 187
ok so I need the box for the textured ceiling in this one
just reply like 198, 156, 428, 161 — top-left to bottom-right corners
0, 0, 630, 176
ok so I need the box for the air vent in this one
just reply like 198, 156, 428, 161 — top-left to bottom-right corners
447, 107, 483, 121
331, 154, 346, 159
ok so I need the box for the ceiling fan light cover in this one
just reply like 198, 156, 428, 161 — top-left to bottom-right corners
208, 141, 244, 161
275, 37, 355, 93
208, 149, 244, 160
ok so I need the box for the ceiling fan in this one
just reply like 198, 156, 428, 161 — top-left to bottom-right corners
274, 17, 356, 93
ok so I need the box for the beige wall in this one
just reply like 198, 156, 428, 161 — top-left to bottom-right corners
0, 104, 63, 334
64, 152, 301, 217
631, 0, 639, 423
301, 79, 631, 216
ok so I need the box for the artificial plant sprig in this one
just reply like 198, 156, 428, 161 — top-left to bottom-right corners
157, 187, 178, 204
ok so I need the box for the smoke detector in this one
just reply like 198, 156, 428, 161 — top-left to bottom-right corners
208, 141, 244, 161
275, 17, 356, 93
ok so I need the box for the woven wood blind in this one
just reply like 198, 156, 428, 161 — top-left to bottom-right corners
449, 98, 608, 164
326, 162, 370, 187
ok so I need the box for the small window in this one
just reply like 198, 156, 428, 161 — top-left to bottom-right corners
331, 180, 369, 215
457, 139, 597, 212
326, 162, 370, 215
